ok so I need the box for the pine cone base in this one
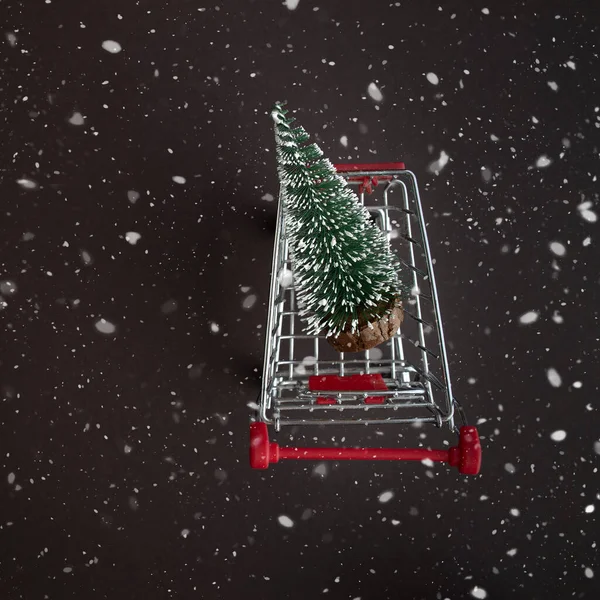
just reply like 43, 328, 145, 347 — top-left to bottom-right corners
326, 300, 404, 353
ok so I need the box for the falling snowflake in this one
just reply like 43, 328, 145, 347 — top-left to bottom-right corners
518, 311, 539, 325
278, 515, 294, 528
546, 368, 562, 387
94, 318, 117, 335
549, 241, 566, 256
68, 112, 85, 126
470, 586, 488, 599
125, 231, 141, 245
284, 0, 300, 9
278, 268, 294, 288
550, 430, 566, 442
378, 490, 394, 503
127, 190, 140, 204
242, 294, 257, 310
172, 175, 186, 185
102, 40, 122, 53
426, 72, 439, 85
367, 82, 383, 102
428, 150, 449, 174
17, 178, 38, 190
535, 155, 552, 168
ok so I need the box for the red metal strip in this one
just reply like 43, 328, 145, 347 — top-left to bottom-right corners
334, 162, 406, 172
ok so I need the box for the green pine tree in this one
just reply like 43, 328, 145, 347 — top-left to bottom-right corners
271, 102, 408, 338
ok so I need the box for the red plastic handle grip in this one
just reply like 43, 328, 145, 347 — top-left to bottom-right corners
249, 423, 482, 475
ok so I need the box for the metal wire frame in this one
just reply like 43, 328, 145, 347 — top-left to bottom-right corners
257, 168, 462, 435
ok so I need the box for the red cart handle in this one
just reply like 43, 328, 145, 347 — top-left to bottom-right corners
249, 422, 481, 475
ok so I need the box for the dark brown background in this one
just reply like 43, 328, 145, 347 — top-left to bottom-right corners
1, 1, 598, 599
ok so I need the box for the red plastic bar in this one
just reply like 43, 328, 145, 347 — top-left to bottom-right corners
249, 422, 482, 475
278, 446, 449, 462
310, 373, 388, 405
334, 162, 406, 172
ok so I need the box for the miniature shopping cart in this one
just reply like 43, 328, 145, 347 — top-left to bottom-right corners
249, 163, 482, 475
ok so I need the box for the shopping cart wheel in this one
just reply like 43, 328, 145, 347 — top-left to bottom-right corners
449, 426, 482, 475
250, 422, 277, 469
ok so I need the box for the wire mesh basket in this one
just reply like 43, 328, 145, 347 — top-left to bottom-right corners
250, 162, 481, 475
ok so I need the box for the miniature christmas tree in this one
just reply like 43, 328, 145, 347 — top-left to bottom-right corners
271, 102, 409, 352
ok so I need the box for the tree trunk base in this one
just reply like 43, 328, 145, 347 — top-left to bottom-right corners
326, 300, 404, 353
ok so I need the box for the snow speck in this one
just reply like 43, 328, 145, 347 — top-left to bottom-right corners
172, 175, 186, 185
284, 0, 300, 10
506, 548, 517, 556
261, 192, 274, 202
510, 508, 521, 517
547, 81, 559, 91
95, 318, 116, 335
124, 444, 133, 454
378, 490, 394, 504
209, 321, 220, 334
585, 504, 595, 514
102, 40, 122, 54
535, 155, 552, 168
367, 82, 383, 102
68, 111, 85, 126
0, 281, 17, 296
278, 268, 294, 288
63, 567, 73, 574
312, 463, 328, 478
550, 430, 567, 442
22, 232, 35, 241
428, 150, 449, 174
242, 294, 257, 310
278, 515, 294, 528
340, 135, 348, 147
127, 190, 140, 204
125, 231, 141, 245
368, 347, 383, 361
577, 200, 598, 223
549, 241, 566, 256
594, 441, 600, 455
188, 363, 206, 380
160, 299, 178, 314
519, 310, 539, 325
6, 32, 17, 47
566, 60, 576, 70
180, 528, 191, 538
80, 250, 93, 265
551, 310, 564, 324
546, 367, 562, 387
504, 463, 516, 474
426, 72, 439, 85
17, 178, 38, 190
470, 586, 488, 599
585, 567, 594, 578
8, 472, 15, 485
481, 7, 490, 14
